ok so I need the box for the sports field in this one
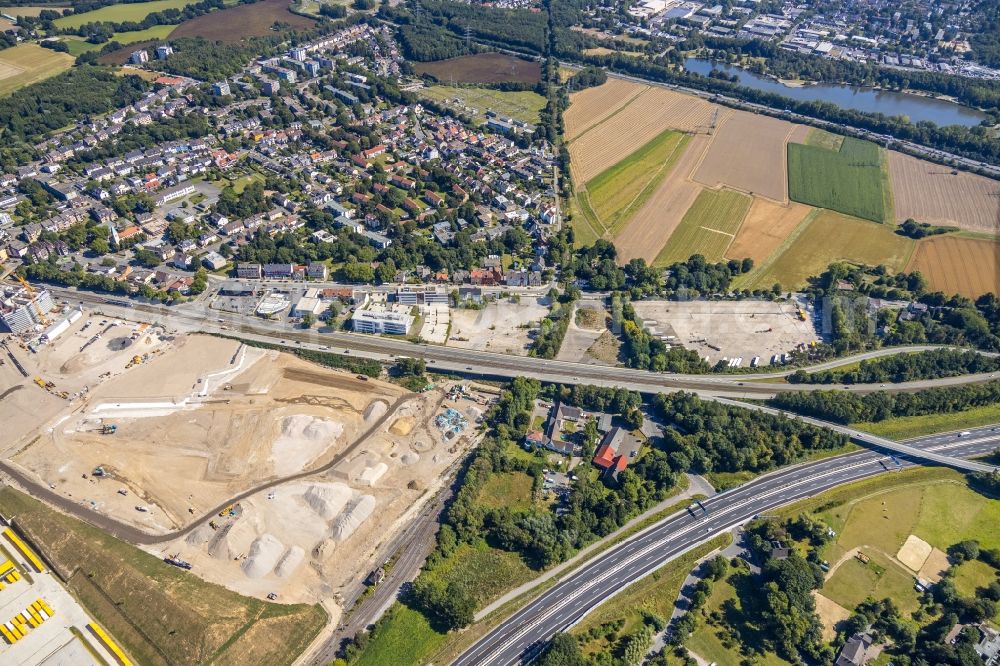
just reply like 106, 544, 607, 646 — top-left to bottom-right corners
906, 234, 1000, 298
576, 129, 689, 239
54, 0, 197, 28
739, 209, 914, 290
0, 43, 74, 97
787, 137, 892, 223
417, 85, 545, 126
652, 188, 752, 266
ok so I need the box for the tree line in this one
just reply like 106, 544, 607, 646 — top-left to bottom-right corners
770, 380, 1000, 424
789, 349, 1000, 385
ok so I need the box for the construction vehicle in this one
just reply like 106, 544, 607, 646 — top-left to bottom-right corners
797, 308, 807, 321
163, 556, 192, 570
100, 424, 117, 435
218, 504, 235, 517
93, 466, 106, 477
125, 355, 143, 369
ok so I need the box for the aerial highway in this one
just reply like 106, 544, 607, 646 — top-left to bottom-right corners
451, 427, 1000, 666
45, 286, 997, 472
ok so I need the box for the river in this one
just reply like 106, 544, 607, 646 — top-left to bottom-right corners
683, 58, 988, 128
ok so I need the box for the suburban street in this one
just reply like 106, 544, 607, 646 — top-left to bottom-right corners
452, 427, 1000, 666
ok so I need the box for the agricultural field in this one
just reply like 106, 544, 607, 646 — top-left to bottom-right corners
576, 129, 689, 238
611, 133, 711, 263
170, 0, 314, 41
725, 199, 813, 264
0, 43, 74, 96
63, 24, 177, 56
564, 77, 646, 141
652, 188, 752, 266
566, 81, 715, 184
0, 487, 327, 666
692, 111, 795, 202
802, 127, 844, 151
905, 234, 1000, 298
53, 0, 197, 28
888, 151, 1000, 233
417, 84, 545, 126
739, 209, 914, 290
412, 53, 541, 85
787, 137, 893, 223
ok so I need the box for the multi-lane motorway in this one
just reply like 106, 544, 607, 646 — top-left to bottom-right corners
453, 427, 1000, 666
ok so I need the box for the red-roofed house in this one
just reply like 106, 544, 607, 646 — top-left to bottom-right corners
592, 427, 641, 484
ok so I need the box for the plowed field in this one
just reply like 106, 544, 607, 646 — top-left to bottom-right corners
693, 112, 795, 202
888, 152, 1000, 233
906, 236, 1000, 298
726, 198, 813, 264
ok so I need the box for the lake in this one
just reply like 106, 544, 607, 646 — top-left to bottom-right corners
684, 57, 988, 128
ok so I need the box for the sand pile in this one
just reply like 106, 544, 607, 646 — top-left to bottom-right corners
331, 495, 375, 542
364, 400, 388, 423
242, 533, 285, 578
400, 452, 419, 465
271, 415, 344, 476
275, 546, 305, 578
208, 523, 235, 560
303, 483, 353, 520
185, 523, 214, 547
389, 416, 415, 436
359, 462, 388, 487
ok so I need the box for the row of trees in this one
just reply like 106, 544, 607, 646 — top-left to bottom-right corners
770, 380, 1000, 424
789, 349, 1000, 385
529, 290, 575, 359
654, 392, 848, 475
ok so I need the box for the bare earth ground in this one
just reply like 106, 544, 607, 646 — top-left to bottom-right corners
918, 547, 950, 583
905, 235, 1000, 298
692, 112, 796, 202
888, 151, 1000, 233
813, 592, 851, 641
556, 301, 612, 364
1, 311, 174, 456
613, 133, 711, 263
150, 388, 480, 607
12, 336, 406, 532
896, 534, 933, 571
448, 298, 550, 354
725, 198, 813, 264
564, 78, 647, 141
567, 84, 716, 183
630, 300, 818, 366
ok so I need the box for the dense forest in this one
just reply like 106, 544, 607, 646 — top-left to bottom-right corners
770, 380, 1000, 424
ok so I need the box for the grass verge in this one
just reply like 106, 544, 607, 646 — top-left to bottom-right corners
855, 405, 1000, 440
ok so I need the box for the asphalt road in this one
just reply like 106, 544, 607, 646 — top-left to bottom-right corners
452, 427, 1000, 666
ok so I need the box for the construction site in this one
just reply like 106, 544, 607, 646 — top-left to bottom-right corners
2, 329, 485, 615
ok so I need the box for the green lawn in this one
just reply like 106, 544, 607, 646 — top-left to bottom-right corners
477, 471, 535, 512
417, 85, 546, 127
352, 603, 447, 666
823, 552, 922, 616
652, 188, 752, 267
856, 404, 1000, 440
953, 559, 999, 599
738, 209, 914, 291
787, 137, 892, 223
579, 128, 689, 239
54, 0, 198, 28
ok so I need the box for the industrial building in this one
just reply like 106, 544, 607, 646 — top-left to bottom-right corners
0, 285, 54, 334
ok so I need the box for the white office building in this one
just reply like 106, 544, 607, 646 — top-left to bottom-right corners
351, 306, 414, 335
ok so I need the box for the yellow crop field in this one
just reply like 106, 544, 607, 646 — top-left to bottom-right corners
906, 235, 1000, 298
0, 44, 74, 97
652, 188, 752, 266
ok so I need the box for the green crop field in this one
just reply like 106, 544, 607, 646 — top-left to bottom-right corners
417, 85, 546, 127
54, 0, 197, 28
787, 137, 892, 223
739, 209, 914, 291
652, 188, 751, 267
576, 129, 689, 239
63, 25, 177, 56
0, 44, 74, 96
